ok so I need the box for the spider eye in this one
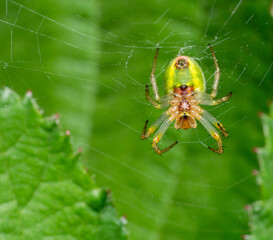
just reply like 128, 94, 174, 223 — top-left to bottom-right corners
175, 58, 189, 69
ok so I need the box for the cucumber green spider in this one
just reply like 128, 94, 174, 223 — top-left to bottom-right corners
141, 45, 232, 154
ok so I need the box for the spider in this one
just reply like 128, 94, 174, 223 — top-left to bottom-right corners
140, 44, 232, 154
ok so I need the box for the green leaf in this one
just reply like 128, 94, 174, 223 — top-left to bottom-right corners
0, 87, 128, 240
247, 103, 273, 240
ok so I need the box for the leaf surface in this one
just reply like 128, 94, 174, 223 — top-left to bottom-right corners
0, 88, 128, 240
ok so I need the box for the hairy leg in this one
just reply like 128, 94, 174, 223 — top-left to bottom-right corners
150, 48, 160, 101
209, 44, 220, 98
152, 116, 178, 154
196, 92, 232, 106
197, 115, 223, 154
141, 111, 169, 139
145, 85, 169, 109
201, 109, 229, 138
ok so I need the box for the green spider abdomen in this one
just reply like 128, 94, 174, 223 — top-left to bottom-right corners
164, 56, 206, 94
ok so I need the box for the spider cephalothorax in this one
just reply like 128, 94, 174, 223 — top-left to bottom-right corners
141, 45, 232, 154
167, 86, 199, 130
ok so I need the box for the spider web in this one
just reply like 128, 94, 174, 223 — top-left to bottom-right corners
0, 0, 272, 240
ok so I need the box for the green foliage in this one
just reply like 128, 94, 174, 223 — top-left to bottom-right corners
0, 87, 128, 240
0, 0, 272, 239
247, 103, 273, 240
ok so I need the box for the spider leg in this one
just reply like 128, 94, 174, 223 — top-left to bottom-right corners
152, 116, 178, 154
209, 44, 220, 98
201, 110, 229, 138
196, 92, 232, 106
150, 48, 160, 101
211, 92, 232, 105
145, 85, 169, 109
141, 111, 169, 139
197, 115, 223, 154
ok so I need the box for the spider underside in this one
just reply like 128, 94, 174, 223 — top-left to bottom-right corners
141, 45, 232, 154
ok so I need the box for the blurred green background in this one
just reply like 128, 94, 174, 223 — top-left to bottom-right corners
0, 0, 272, 239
